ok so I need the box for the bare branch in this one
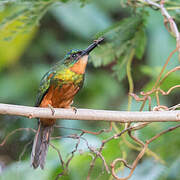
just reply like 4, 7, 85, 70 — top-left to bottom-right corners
144, 0, 180, 51
19, 140, 33, 161
50, 143, 65, 169
110, 123, 180, 180
0, 103, 179, 123
0, 128, 35, 146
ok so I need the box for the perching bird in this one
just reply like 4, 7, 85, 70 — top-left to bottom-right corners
31, 38, 104, 169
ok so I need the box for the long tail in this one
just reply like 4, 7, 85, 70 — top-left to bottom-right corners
31, 122, 53, 169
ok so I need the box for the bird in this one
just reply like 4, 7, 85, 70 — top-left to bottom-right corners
31, 37, 104, 169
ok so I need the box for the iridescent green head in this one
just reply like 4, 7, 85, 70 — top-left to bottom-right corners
63, 37, 104, 67
63, 49, 83, 66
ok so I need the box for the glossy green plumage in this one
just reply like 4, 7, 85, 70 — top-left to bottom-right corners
35, 49, 84, 107
32, 38, 104, 169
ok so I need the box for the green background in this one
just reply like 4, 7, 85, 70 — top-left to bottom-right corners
0, 0, 180, 179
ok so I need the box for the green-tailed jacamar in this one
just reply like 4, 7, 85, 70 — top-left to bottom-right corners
31, 38, 104, 169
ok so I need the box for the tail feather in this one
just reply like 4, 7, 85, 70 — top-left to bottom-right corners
31, 122, 53, 169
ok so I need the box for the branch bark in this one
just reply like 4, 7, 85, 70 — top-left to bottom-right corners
144, 0, 180, 51
0, 103, 180, 122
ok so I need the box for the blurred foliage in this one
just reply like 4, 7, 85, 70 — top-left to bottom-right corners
0, 27, 36, 70
0, 0, 180, 180
91, 12, 147, 81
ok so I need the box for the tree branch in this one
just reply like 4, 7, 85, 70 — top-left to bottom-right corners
144, 0, 180, 51
0, 103, 179, 122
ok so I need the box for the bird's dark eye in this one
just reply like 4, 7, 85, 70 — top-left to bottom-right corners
72, 54, 76, 58
71, 51, 82, 60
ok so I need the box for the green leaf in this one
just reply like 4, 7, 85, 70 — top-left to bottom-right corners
0, 27, 36, 70
112, 50, 129, 81
0, 1, 53, 41
134, 28, 147, 59
89, 43, 115, 67
91, 12, 147, 80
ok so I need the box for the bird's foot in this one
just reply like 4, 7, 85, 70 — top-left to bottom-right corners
68, 101, 77, 114
48, 104, 55, 116
71, 106, 77, 114
66, 106, 77, 114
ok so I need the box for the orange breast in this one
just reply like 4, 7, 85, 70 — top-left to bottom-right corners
40, 83, 79, 126
70, 55, 88, 74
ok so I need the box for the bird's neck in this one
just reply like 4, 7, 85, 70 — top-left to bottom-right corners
70, 55, 88, 74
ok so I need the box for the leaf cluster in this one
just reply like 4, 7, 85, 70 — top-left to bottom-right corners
0, 1, 53, 41
91, 11, 147, 81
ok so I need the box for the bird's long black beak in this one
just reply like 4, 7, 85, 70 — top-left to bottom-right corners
81, 37, 104, 56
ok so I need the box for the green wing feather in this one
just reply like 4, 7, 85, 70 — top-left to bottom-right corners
35, 52, 84, 107
35, 59, 68, 107
35, 70, 55, 107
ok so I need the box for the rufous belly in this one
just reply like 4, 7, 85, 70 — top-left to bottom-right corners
40, 83, 79, 126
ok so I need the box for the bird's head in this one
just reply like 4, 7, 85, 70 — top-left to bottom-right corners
63, 38, 104, 74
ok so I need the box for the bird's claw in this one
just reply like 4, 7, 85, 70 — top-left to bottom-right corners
71, 107, 77, 114
69, 101, 77, 114
48, 104, 55, 116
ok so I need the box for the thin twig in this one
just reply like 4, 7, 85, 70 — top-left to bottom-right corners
152, 47, 178, 89
19, 140, 33, 161
0, 128, 36, 146
144, 0, 180, 52
86, 141, 106, 180
169, 104, 180, 111
146, 123, 180, 144
159, 85, 180, 95
55, 132, 84, 180
158, 66, 180, 86
81, 137, 110, 175
86, 124, 149, 180
55, 122, 112, 135
50, 143, 65, 169
110, 123, 180, 180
